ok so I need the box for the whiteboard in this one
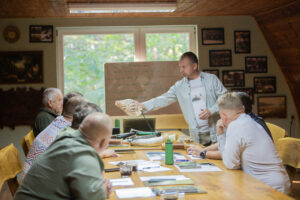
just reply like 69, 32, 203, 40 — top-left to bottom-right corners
105, 61, 182, 116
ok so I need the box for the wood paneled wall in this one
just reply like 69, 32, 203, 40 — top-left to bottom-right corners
255, 1, 300, 121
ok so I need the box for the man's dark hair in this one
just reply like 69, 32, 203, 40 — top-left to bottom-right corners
180, 52, 198, 65
237, 92, 252, 114
63, 91, 83, 109
71, 102, 102, 129
62, 96, 86, 117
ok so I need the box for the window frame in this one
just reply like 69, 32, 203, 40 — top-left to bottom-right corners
56, 25, 197, 92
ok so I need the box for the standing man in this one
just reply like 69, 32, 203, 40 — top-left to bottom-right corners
33, 88, 63, 137
139, 52, 227, 145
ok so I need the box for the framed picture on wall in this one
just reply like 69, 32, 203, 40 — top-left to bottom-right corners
231, 87, 254, 104
0, 51, 43, 84
222, 70, 245, 87
209, 50, 232, 67
234, 31, 251, 54
245, 56, 267, 73
201, 28, 224, 45
203, 69, 219, 78
257, 96, 286, 118
29, 25, 53, 43
254, 76, 276, 93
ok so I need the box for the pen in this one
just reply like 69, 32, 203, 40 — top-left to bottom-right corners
142, 166, 161, 170
175, 159, 190, 162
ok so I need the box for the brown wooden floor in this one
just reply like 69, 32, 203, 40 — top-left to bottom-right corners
1, 173, 300, 200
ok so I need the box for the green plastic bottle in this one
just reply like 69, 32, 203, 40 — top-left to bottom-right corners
114, 118, 120, 128
165, 139, 174, 165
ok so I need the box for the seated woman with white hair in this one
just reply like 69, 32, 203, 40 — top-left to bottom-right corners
216, 92, 290, 194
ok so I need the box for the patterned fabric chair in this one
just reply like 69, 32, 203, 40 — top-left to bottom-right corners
21, 130, 35, 156
0, 144, 23, 196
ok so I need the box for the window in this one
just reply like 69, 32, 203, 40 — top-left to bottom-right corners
57, 26, 197, 109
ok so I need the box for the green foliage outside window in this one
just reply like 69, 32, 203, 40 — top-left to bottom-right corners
63, 34, 134, 110
63, 32, 190, 109
146, 33, 189, 61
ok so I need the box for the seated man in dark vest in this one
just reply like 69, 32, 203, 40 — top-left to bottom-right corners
33, 88, 63, 137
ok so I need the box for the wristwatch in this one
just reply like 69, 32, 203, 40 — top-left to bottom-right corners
200, 150, 207, 159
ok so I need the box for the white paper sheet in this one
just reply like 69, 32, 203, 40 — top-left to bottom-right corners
139, 175, 189, 181
142, 166, 172, 172
187, 154, 203, 160
137, 161, 161, 170
110, 178, 134, 186
109, 160, 147, 166
146, 152, 186, 161
175, 163, 222, 172
115, 187, 155, 199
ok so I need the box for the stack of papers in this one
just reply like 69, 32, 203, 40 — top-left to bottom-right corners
109, 159, 172, 172
175, 162, 222, 172
115, 187, 155, 199
109, 160, 147, 166
146, 152, 186, 161
140, 175, 193, 186
152, 185, 207, 195
142, 166, 172, 173
110, 178, 134, 186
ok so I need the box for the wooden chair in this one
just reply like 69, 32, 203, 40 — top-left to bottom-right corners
277, 137, 300, 183
266, 122, 287, 150
21, 130, 35, 156
0, 144, 23, 196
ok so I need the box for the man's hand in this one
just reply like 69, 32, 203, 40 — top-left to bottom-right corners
99, 149, 118, 158
199, 109, 211, 120
187, 145, 205, 157
102, 178, 112, 198
216, 119, 225, 136
136, 102, 146, 111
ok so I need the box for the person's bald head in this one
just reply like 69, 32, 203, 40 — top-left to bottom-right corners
79, 112, 112, 153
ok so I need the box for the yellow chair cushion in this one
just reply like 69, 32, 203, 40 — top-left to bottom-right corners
277, 137, 300, 169
266, 122, 287, 150
0, 144, 23, 190
21, 130, 35, 156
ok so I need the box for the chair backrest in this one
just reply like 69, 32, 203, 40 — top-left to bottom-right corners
266, 122, 287, 150
277, 137, 300, 182
21, 130, 35, 156
0, 144, 23, 196
277, 137, 300, 168
155, 114, 189, 130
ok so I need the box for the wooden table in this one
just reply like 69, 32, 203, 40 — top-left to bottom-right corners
104, 132, 292, 200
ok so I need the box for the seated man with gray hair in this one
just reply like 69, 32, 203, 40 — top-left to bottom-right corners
15, 112, 113, 200
22, 93, 87, 178
33, 88, 63, 137
187, 92, 273, 159
216, 92, 290, 194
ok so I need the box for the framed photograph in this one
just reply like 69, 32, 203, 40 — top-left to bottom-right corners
231, 88, 254, 104
29, 25, 53, 43
234, 31, 251, 54
209, 50, 232, 67
203, 69, 219, 78
222, 70, 245, 87
202, 28, 224, 45
254, 77, 276, 93
0, 51, 43, 84
257, 96, 286, 118
245, 56, 267, 73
